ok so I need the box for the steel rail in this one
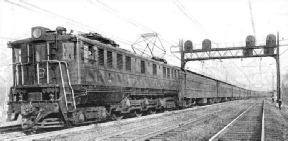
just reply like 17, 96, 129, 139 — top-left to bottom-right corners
9, 100, 248, 141
97, 100, 254, 141
208, 102, 257, 141
261, 101, 265, 141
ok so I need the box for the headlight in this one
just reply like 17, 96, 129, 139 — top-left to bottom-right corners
32, 28, 42, 38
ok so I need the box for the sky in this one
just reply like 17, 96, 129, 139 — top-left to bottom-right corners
0, 0, 288, 92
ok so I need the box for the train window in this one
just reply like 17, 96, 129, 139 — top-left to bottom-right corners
175, 70, 177, 78
98, 49, 104, 66
153, 64, 157, 75
163, 67, 166, 78
125, 56, 131, 71
141, 60, 145, 74
171, 69, 174, 79
167, 68, 170, 79
107, 51, 113, 68
117, 54, 123, 70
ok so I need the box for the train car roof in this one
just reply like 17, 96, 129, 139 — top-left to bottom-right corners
184, 69, 247, 90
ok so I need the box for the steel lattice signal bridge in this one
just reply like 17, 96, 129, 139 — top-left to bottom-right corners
176, 33, 281, 108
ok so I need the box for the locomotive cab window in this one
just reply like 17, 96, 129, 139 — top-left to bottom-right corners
141, 60, 145, 74
35, 43, 47, 62
20, 44, 29, 63
13, 48, 21, 63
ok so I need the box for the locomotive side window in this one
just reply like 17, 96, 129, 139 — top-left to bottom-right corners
153, 64, 157, 75
83, 45, 89, 63
141, 60, 145, 74
98, 49, 104, 66
167, 68, 170, 79
163, 67, 166, 78
125, 56, 131, 71
117, 54, 123, 70
107, 51, 113, 68
83, 44, 95, 64
88, 46, 93, 56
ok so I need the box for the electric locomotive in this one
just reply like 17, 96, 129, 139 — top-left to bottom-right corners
7, 26, 181, 129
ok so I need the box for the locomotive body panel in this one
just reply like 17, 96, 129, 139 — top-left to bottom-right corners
74, 38, 181, 105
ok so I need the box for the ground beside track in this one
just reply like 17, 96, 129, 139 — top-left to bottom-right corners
264, 100, 288, 140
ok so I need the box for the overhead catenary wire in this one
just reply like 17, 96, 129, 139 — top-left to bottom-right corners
172, 0, 209, 38
88, 0, 178, 46
7, 0, 133, 45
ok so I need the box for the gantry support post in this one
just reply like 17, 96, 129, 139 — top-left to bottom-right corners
276, 32, 281, 108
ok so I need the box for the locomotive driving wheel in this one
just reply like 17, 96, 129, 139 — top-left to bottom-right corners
133, 110, 142, 117
148, 109, 156, 114
112, 111, 123, 121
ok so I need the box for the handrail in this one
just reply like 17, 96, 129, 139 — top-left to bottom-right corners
11, 60, 76, 111
42, 60, 76, 110
42, 60, 68, 110
60, 61, 77, 109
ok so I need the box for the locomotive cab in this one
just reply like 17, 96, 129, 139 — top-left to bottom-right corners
7, 26, 77, 129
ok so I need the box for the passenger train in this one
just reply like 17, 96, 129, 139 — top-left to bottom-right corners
6, 26, 267, 129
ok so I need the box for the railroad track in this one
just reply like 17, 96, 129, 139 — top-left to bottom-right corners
0, 124, 24, 140
3, 99, 254, 141
93, 104, 250, 141
209, 101, 264, 141
0, 124, 22, 133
